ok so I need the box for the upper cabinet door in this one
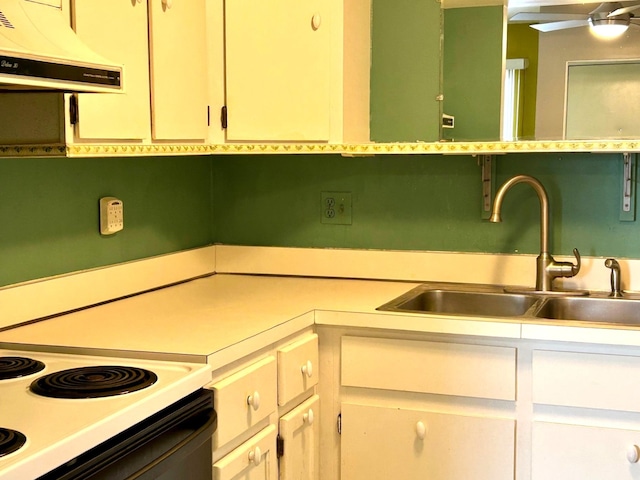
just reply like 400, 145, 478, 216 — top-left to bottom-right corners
72, 0, 151, 141
225, 0, 331, 141
148, 0, 208, 141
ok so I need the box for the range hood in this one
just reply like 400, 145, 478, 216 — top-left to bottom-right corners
0, 0, 123, 93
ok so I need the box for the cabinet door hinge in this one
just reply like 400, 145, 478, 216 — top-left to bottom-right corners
220, 105, 228, 129
276, 435, 284, 458
69, 94, 79, 125
337, 413, 342, 435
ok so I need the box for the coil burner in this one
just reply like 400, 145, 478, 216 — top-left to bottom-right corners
30, 365, 158, 399
0, 428, 26, 457
0, 357, 45, 380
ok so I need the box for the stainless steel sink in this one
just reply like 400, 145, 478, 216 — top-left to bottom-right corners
377, 286, 539, 318
533, 296, 640, 325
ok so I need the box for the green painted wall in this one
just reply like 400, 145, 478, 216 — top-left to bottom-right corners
442, 6, 504, 141
370, 0, 442, 142
212, 153, 638, 259
0, 156, 212, 287
2, 152, 637, 289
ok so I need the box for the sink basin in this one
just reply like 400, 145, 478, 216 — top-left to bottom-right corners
534, 296, 640, 325
377, 288, 538, 318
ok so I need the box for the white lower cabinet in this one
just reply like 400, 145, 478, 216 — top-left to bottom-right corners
336, 334, 517, 480
341, 403, 515, 480
214, 424, 279, 480
278, 395, 320, 480
210, 331, 319, 480
532, 421, 640, 480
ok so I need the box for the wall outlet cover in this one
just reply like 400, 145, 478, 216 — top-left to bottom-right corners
321, 192, 352, 225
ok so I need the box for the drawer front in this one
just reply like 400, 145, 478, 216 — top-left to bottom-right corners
341, 402, 515, 480
213, 424, 278, 480
341, 336, 516, 400
532, 421, 640, 479
533, 350, 640, 412
278, 334, 319, 406
211, 356, 277, 447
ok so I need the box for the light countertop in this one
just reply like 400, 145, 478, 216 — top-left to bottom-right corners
2, 274, 640, 368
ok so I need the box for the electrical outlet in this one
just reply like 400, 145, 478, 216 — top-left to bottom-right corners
321, 192, 352, 225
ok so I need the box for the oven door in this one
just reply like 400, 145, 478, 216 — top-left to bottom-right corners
37, 389, 216, 480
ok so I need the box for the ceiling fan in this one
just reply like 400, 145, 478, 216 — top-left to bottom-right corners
510, 2, 640, 35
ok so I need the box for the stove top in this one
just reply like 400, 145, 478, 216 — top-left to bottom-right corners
0, 348, 211, 479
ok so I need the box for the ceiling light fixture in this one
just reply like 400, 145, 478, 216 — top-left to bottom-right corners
589, 16, 630, 38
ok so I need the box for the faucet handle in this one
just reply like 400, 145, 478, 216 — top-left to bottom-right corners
571, 248, 581, 275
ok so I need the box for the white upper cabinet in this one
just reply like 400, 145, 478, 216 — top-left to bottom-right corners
72, 0, 151, 141
224, 0, 332, 142
148, 0, 209, 141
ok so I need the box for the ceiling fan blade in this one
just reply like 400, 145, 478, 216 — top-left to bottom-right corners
510, 12, 588, 22
608, 4, 640, 17
530, 19, 590, 32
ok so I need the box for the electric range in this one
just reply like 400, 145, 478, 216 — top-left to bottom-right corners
0, 348, 212, 479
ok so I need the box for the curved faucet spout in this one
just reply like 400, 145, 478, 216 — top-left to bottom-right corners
489, 175, 549, 254
489, 174, 581, 293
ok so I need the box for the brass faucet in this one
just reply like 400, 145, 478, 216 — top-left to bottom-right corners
489, 174, 581, 293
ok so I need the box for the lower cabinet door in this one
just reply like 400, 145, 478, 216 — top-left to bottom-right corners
279, 395, 320, 480
213, 425, 278, 480
341, 403, 515, 480
532, 421, 640, 479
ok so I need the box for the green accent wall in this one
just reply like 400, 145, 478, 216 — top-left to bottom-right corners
212, 153, 638, 259
0, 156, 212, 287
2, 152, 639, 289
370, 0, 442, 142
442, 6, 504, 141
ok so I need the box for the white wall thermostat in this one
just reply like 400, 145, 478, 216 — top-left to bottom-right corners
99, 197, 124, 235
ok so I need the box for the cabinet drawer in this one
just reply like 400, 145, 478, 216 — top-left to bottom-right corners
210, 356, 277, 447
213, 424, 278, 480
532, 421, 640, 479
341, 336, 516, 400
278, 334, 319, 406
533, 350, 640, 412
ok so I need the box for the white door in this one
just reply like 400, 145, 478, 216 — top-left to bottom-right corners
341, 402, 515, 480
279, 395, 319, 480
148, 0, 209, 141
225, 0, 331, 141
532, 421, 640, 479
72, 0, 151, 141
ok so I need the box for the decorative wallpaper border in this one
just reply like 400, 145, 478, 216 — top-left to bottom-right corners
1, 140, 639, 158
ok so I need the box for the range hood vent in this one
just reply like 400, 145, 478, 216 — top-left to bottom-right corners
0, 1, 123, 93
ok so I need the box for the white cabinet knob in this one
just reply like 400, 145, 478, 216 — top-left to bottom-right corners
301, 360, 313, 378
247, 391, 261, 411
248, 446, 262, 465
311, 13, 321, 30
415, 421, 427, 440
628, 445, 640, 463
303, 408, 315, 425
162, 0, 173, 9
